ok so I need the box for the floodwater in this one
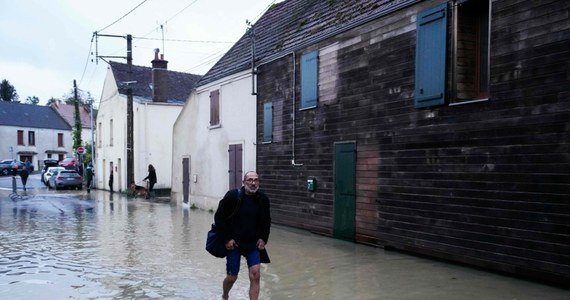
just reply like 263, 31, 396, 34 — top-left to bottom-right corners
0, 186, 568, 299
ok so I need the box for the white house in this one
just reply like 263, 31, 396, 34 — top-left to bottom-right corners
172, 70, 257, 208
96, 50, 201, 193
0, 101, 73, 170
171, 2, 285, 208
49, 102, 94, 154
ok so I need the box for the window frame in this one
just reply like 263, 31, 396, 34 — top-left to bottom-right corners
414, 0, 491, 108
17, 130, 25, 145
263, 102, 273, 144
300, 50, 319, 110
58, 133, 64, 147
209, 89, 221, 128
28, 131, 35, 146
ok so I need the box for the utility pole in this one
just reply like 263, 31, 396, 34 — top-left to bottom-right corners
94, 32, 134, 188
126, 34, 134, 187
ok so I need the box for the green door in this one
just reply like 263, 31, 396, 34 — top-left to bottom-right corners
334, 142, 356, 241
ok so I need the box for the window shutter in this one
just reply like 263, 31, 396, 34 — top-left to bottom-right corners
301, 51, 318, 109
263, 102, 273, 143
210, 90, 220, 125
415, 2, 448, 108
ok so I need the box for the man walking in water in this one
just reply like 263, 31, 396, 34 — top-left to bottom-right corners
215, 171, 271, 300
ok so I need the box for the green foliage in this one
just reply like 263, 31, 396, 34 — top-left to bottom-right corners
25, 96, 40, 105
73, 95, 82, 150
0, 79, 19, 102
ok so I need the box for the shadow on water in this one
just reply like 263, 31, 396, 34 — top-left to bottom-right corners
0, 189, 568, 299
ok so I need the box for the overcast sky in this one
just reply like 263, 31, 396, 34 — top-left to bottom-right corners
0, 0, 280, 106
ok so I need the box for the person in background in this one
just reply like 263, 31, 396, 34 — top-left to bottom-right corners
20, 166, 29, 191
25, 159, 31, 172
85, 163, 94, 193
143, 164, 157, 198
108, 171, 114, 194
11, 160, 19, 176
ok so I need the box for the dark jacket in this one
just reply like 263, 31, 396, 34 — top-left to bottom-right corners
214, 187, 271, 261
143, 169, 157, 184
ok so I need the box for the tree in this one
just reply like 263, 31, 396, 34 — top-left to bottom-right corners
0, 79, 19, 102
46, 97, 61, 106
72, 81, 82, 150
25, 96, 40, 105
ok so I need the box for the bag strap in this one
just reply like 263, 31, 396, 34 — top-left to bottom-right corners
226, 188, 242, 221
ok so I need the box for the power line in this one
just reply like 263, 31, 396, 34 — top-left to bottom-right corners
97, 0, 150, 33
133, 36, 232, 44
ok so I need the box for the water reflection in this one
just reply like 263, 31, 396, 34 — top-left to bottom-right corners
1, 190, 568, 300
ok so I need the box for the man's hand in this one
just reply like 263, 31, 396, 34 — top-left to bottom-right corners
225, 239, 238, 250
256, 239, 266, 250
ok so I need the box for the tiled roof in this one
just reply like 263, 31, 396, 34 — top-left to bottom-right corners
49, 103, 92, 129
108, 61, 202, 103
198, 0, 414, 86
0, 101, 71, 130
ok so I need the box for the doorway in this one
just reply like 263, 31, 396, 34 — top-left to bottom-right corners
334, 142, 356, 241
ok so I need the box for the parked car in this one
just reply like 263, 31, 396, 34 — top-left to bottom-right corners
0, 160, 12, 176
43, 166, 65, 186
40, 159, 60, 184
0, 160, 33, 176
48, 169, 83, 190
59, 158, 78, 170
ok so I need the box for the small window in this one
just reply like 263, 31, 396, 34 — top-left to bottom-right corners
263, 102, 273, 143
415, 0, 490, 108
17, 130, 24, 145
109, 119, 113, 146
452, 0, 490, 102
58, 133, 64, 147
301, 51, 318, 109
28, 131, 35, 146
210, 90, 220, 127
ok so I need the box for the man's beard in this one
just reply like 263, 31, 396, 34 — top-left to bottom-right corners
245, 185, 258, 194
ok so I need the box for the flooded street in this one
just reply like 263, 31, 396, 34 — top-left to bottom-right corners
0, 176, 568, 299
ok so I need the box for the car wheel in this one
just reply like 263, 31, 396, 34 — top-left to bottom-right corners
77, 185, 83, 190
54, 185, 59, 190
0, 169, 8, 176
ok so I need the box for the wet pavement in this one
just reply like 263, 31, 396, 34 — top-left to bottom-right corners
0, 174, 568, 299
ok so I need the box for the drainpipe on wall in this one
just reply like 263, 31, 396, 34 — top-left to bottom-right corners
257, 51, 304, 167
291, 51, 303, 167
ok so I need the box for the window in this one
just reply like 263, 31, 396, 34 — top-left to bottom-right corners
453, 0, 490, 102
17, 130, 24, 145
415, 0, 490, 108
58, 133, 64, 147
263, 102, 273, 143
110, 119, 113, 146
210, 89, 220, 127
28, 131, 35, 146
301, 51, 318, 109
98, 122, 102, 148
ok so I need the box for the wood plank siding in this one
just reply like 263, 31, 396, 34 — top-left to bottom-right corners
256, 0, 570, 285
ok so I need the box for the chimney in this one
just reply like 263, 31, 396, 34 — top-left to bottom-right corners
151, 48, 169, 102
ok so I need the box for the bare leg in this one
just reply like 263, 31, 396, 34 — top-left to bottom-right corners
248, 264, 261, 300
222, 274, 237, 299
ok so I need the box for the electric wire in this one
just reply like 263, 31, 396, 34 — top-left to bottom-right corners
96, 0, 150, 33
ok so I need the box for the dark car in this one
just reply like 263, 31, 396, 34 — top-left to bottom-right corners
0, 160, 33, 176
48, 169, 83, 190
59, 158, 78, 170
0, 160, 12, 176
41, 159, 60, 184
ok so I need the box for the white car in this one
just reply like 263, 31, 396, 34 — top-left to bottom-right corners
43, 167, 65, 186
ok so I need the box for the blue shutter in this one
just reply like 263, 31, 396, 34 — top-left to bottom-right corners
301, 51, 318, 109
415, 2, 448, 108
263, 102, 273, 143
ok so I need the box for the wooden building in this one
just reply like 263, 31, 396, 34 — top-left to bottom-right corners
253, 0, 569, 284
